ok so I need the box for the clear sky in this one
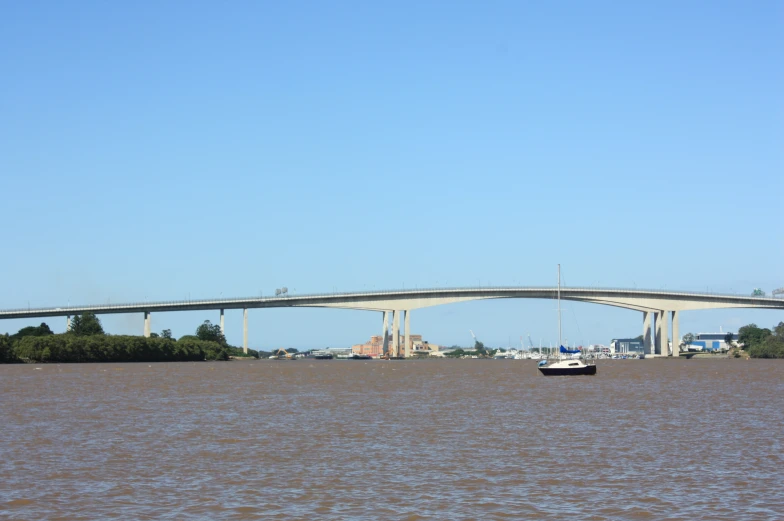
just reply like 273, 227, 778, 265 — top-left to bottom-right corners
1, 1, 782, 349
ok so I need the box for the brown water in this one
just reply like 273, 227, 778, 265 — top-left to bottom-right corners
1, 359, 782, 520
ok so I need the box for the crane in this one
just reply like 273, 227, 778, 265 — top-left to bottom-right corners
469, 329, 483, 351
468, 329, 484, 349
274, 348, 294, 360
527, 334, 535, 351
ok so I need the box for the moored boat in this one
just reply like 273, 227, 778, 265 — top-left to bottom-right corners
538, 359, 597, 376
537, 264, 597, 377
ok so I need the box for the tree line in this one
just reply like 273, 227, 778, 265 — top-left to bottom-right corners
0, 313, 259, 363
736, 322, 784, 358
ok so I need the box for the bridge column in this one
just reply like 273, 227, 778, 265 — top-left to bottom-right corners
243, 308, 248, 354
220, 309, 225, 335
671, 311, 679, 357
144, 311, 151, 338
404, 310, 411, 358
382, 311, 390, 356
643, 311, 653, 355
659, 310, 669, 356
392, 310, 400, 358
654, 311, 663, 355
66, 315, 71, 332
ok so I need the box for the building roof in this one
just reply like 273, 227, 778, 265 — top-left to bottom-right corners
696, 333, 735, 340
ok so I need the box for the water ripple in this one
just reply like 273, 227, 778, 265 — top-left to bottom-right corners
1, 359, 782, 520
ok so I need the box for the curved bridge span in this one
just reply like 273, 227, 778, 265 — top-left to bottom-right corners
2, 287, 782, 357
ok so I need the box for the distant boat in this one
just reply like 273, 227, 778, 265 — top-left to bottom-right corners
313, 354, 333, 360
350, 354, 372, 360
538, 265, 597, 377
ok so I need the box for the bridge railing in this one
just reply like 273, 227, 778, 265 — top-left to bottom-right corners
0, 286, 773, 315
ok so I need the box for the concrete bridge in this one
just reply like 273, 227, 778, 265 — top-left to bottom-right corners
1, 286, 782, 357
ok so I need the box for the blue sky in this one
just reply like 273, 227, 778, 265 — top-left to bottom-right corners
1, 1, 781, 349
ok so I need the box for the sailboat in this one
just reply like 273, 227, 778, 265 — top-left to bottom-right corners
538, 265, 597, 376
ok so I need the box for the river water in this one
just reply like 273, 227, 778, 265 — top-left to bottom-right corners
1, 359, 782, 520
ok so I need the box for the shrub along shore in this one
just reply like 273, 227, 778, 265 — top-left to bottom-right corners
4, 334, 225, 363
734, 322, 784, 359
0, 333, 258, 363
0, 313, 258, 363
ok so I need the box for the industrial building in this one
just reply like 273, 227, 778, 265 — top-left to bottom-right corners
610, 338, 644, 354
687, 333, 735, 352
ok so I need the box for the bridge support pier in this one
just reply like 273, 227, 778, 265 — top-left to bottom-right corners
659, 310, 669, 356
671, 311, 679, 357
66, 315, 71, 332
382, 311, 390, 356
392, 310, 400, 357
404, 310, 410, 358
144, 311, 151, 338
654, 312, 660, 354
643, 311, 653, 355
220, 309, 225, 335
243, 308, 248, 354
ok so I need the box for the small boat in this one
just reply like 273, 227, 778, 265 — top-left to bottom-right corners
313, 354, 333, 360
350, 354, 372, 360
538, 359, 597, 376
538, 265, 597, 377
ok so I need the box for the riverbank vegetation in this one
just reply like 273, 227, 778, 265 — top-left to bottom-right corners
1, 314, 259, 363
737, 322, 784, 358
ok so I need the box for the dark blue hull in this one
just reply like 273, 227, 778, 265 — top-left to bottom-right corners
538, 365, 597, 376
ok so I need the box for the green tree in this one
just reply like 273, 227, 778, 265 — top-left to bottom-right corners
11, 322, 54, 340
682, 333, 695, 349
0, 334, 18, 363
746, 334, 784, 358
196, 320, 226, 345
69, 312, 105, 336
738, 324, 771, 348
724, 332, 734, 348
226, 346, 260, 358
474, 340, 486, 356
161, 329, 173, 339
773, 322, 784, 339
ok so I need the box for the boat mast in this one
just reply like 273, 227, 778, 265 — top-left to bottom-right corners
557, 264, 562, 355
